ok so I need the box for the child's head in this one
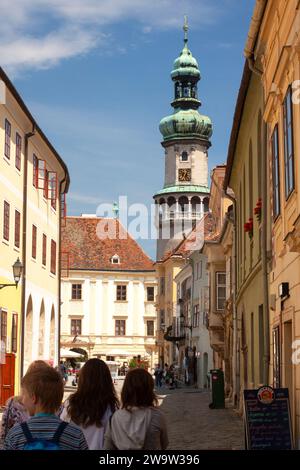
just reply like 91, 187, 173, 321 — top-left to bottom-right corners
121, 368, 158, 410
21, 367, 64, 416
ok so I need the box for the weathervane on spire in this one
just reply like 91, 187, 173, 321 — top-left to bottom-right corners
183, 15, 188, 45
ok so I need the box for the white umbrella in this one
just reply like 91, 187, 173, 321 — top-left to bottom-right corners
60, 348, 82, 358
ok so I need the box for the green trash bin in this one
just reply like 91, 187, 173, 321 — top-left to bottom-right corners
209, 369, 225, 409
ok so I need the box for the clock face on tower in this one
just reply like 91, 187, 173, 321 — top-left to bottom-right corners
178, 168, 191, 182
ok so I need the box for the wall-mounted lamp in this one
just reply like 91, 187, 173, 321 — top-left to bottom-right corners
0, 258, 23, 290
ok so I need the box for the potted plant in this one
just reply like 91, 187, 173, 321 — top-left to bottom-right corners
244, 218, 253, 240
254, 198, 262, 223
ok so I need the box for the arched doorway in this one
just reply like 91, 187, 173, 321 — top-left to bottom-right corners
24, 296, 33, 372
38, 300, 45, 358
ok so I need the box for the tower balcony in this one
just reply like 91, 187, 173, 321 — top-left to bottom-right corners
162, 210, 203, 221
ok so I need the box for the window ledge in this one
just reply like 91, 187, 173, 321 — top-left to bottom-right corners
114, 300, 128, 303
3, 156, 10, 165
70, 299, 83, 302
14, 246, 21, 252
2, 239, 10, 246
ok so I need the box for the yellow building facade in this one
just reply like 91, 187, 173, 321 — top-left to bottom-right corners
155, 252, 185, 368
224, 61, 270, 411
0, 68, 69, 402
245, 0, 300, 446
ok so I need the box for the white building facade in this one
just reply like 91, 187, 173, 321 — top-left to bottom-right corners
60, 216, 158, 368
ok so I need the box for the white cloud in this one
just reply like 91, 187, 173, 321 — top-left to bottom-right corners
0, 0, 222, 74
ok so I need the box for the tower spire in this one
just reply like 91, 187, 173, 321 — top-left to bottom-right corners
183, 15, 188, 46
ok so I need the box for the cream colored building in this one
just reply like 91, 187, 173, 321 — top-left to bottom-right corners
244, 0, 300, 446
60, 216, 158, 369
0, 67, 69, 400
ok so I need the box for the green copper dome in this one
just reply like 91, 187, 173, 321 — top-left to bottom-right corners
159, 108, 212, 142
159, 19, 212, 144
171, 44, 200, 80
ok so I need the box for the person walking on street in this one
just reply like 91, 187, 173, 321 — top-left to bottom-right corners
0, 360, 52, 449
103, 368, 169, 450
3, 367, 88, 450
60, 358, 119, 450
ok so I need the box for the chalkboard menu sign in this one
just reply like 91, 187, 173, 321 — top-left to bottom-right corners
244, 386, 293, 450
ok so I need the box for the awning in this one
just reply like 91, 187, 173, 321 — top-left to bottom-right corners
93, 349, 151, 357
60, 348, 82, 358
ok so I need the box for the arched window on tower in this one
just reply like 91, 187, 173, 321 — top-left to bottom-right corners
175, 82, 182, 99
191, 85, 197, 99
181, 151, 188, 162
183, 84, 190, 97
203, 197, 209, 213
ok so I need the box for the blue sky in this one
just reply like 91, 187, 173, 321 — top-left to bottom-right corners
2, 0, 255, 259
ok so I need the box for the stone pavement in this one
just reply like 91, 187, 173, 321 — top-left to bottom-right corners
157, 386, 245, 450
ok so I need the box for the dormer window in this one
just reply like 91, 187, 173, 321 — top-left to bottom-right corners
181, 151, 188, 162
111, 254, 120, 265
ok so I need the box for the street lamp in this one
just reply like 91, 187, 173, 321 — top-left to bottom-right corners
0, 258, 23, 290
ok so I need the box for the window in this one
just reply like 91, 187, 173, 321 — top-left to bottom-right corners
147, 286, 155, 302
72, 284, 82, 300
15, 133, 22, 170
32, 225, 37, 259
116, 285, 127, 301
43, 169, 48, 199
11, 313, 18, 353
181, 151, 188, 162
48, 171, 57, 209
51, 240, 56, 275
42, 234, 47, 266
160, 309, 165, 327
283, 86, 295, 198
14, 210, 20, 248
3, 201, 10, 241
147, 320, 154, 336
193, 305, 200, 327
272, 125, 280, 219
115, 319, 126, 336
111, 255, 120, 264
33, 154, 38, 187
71, 319, 81, 336
4, 119, 11, 159
216, 272, 226, 310
1, 309, 7, 353
197, 261, 202, 279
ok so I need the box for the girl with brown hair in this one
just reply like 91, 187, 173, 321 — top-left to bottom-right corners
103, 368, 168, 450
60, 358, 119, 450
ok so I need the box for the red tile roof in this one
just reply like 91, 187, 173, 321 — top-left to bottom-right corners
157, 213, 215, 263
62, 217, 155, 272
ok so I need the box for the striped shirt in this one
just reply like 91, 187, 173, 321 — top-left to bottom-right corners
3, 415, 88, 450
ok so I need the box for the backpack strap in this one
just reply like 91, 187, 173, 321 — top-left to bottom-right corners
52, 421, 68, 443
21, 422, 34, 443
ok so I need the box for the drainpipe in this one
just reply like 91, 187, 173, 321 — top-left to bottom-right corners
57, 177, 67, 367
20, 126, 35, 379
224, 189, 238, 406
261, 123, 270, 385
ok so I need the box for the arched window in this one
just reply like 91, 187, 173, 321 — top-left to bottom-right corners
181, 151, 188, 162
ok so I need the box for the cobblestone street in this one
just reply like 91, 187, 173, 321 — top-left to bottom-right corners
157, 387, 244, 450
